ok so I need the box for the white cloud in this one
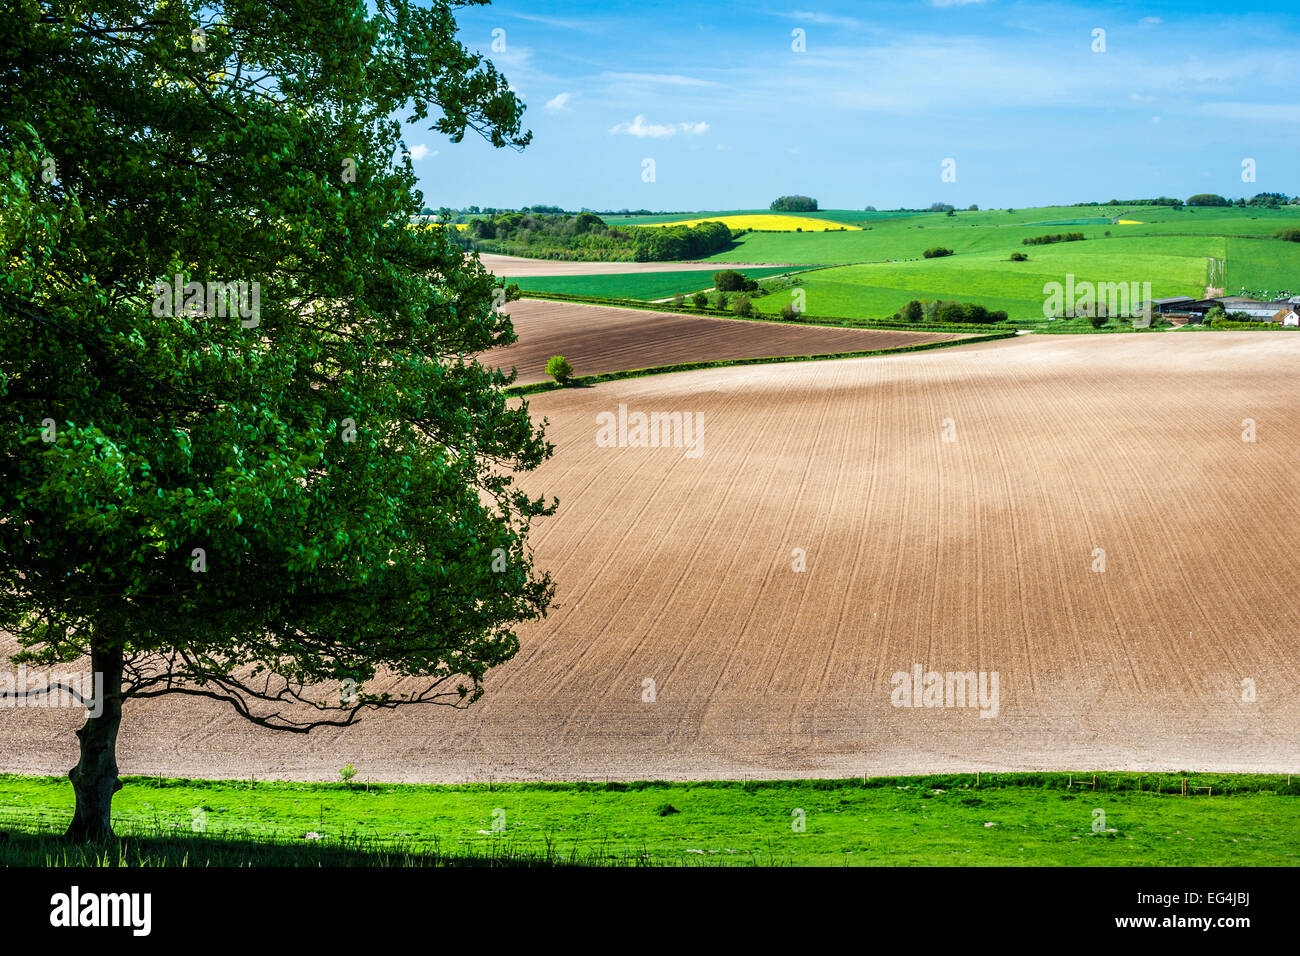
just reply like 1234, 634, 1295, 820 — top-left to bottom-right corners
545, 92, 574, 112
601, 71, 715, 87
787, 10, 864, 29
610, 115, 677, 137
409, 144, 434, 160
1140, 16, 1162, 25
609, 115, 710, 138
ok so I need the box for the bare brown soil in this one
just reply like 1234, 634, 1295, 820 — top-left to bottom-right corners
4, 333, 1298, 782
491, 299, 963, 384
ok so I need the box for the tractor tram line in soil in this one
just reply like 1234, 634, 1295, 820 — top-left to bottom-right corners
3, 333, 1297, 783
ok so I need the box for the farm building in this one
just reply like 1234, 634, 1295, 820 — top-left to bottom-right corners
1145, 296, 1195, 315
1145, 295, 1300, 324
1274, 307, 1300, 326
1233, 305, 1290, 320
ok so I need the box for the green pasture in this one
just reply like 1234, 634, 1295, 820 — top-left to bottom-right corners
3, 772, 1296, 867
503, 266, 803, 300
749, 236, 1214, 320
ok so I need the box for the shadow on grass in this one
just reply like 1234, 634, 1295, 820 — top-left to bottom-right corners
0, 828, 643, 868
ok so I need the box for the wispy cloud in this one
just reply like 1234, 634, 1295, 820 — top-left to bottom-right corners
601, 71, 716, 87
508, 12, 601, 33
931, 0, 989, 7
609, 115, 710, 137
545, 92, 575, 112
786, 10, 865, 29
409, 144, 435, 160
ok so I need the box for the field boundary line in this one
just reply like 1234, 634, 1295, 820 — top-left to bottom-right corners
504, 331, 1018, 395
514, 291, 1001, 334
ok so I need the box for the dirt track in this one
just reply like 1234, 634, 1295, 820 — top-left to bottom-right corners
492, 299, 964, 384
477, 253, 791, 277
4, 333, 1299, 782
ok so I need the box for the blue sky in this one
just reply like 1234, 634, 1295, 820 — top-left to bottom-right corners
405, 1, 1300, 211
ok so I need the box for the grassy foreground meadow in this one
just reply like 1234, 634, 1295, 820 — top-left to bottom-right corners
3, 773, 1296, 867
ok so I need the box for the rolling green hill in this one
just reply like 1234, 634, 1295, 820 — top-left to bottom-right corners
504, 205, 1300, 321
749, 236, 1219, 321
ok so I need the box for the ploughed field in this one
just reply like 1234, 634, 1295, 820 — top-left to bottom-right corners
3, 333, 1299, 782
492, 299, 965, 384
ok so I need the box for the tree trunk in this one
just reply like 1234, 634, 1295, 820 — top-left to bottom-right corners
64, 643, 124, 842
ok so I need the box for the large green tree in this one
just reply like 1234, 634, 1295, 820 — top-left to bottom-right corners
0, 0, 554, 840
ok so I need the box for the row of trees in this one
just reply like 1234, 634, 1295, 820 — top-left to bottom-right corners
1023, 232, 1086, 245
421, 204, 568, 219
1076, 194, 1297, 209
1184, 192, 1298, 208
459, 212, 735, 262
896, 300, 1009, 325
461, 212, 639, 260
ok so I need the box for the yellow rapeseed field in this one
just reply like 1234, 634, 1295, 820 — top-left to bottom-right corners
641, 214, 860, 232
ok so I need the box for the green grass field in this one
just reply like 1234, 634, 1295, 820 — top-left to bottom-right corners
503, 266, 803, 300
701, 208, 1300, 266
587, 205, 1296, 321
750, 236, 1216, 320
1223, 236, 1300, 298
496, 206, 1300, 319
3, 772, 1297, 867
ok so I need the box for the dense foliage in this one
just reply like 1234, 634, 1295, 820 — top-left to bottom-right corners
712, 270, 758, 293
545, 355, 573, 384
631, 221, 733, 261
1, 0, 553, 840
460, 212, 733, 262
896, 300, 1008, 324
769, 195, 818, 212
1023, 232, 1086, 245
